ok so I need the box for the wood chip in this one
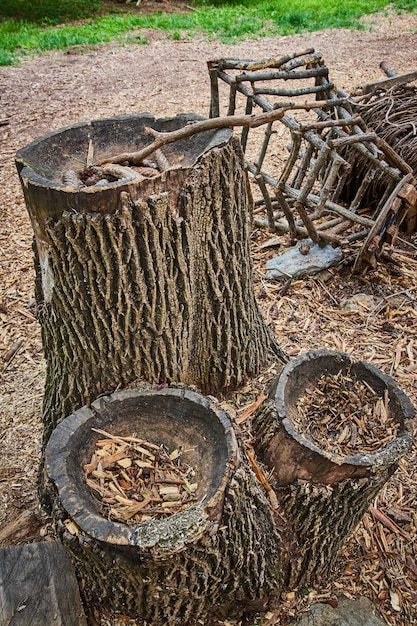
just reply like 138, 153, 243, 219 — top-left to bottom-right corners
293, 369, 399, 456
84, 431, 198, 525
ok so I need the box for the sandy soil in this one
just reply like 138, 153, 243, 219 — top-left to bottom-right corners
0, 7, 416, 624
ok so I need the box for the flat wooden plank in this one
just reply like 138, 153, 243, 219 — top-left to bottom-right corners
355, 70, 417, 95
0, 540, 87, 625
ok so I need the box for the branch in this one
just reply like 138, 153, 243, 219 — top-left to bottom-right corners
97, 99, 346, 166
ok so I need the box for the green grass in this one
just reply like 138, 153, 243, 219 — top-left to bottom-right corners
0, 0, 101, 23
0, 0, 415, 66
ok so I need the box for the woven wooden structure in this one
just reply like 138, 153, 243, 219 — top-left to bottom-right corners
351, 66, 417, 216
208, 49, 417, 270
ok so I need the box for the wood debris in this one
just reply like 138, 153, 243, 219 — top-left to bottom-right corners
61, 159, 165, 189
252, 240, 417, 625
84, 428, 198, 525
293, 369, 399, 456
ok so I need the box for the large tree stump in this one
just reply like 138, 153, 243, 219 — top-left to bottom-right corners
252, 350, 414, 588
15, 113, 283, 443
44, 386, 283, 624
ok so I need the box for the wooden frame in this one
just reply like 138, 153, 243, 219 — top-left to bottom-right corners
208, 49, 416, 270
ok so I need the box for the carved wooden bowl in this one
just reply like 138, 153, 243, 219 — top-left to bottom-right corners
268, 349, 414, 485
45, 386, 237, 553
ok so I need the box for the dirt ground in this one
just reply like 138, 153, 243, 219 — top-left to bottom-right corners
0, 6, 417, 625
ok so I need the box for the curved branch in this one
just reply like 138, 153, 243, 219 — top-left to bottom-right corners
97, 99, 347, 166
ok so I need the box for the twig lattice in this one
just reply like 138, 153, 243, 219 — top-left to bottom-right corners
207, 49, 417, 270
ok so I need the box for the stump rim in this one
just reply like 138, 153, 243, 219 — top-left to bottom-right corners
45, 386, 238, 554
15, 112, 232, 193
275, 349, 414, 471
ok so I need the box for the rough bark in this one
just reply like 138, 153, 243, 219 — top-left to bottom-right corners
16, 115, 284, 443
252, 350, 414, 588
279, 469, 397, 587
44, 386, 283, 624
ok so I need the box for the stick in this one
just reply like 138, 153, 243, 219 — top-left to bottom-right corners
246, 449, 279, 510
207, 49, 315, 72
255, 175, 275, 232
97, 100, 347, 166
369, 505, 411, 540
236, 393, 267, 425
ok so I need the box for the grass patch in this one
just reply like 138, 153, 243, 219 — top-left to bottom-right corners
0, 0, 415, 66
0, 0, 100, 23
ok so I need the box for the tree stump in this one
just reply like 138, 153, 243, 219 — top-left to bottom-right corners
252, 350, 414, 588
44, 386, 283, 624
15, 113, 283, 444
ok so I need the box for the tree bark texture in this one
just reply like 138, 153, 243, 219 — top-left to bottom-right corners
278, 469, 397, 588
44, 386, 283, 624
252, 350, 414, 588
16, 115, 283, 443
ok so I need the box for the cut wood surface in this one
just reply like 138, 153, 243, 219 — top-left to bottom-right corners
0, 540, 87, 625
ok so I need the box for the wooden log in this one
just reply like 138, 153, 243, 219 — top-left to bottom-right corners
329, 131, 379, 148
253, 216, 344, 245
0, 540, 87, 625
249, 83, 334, 97
376, 137, 413, 175
274, 186, 298, 239
255, 174, 276, 232
207, 49, 316, 72
43, 386, 283, 624
299, 116, 363, 132
252, 349, 414, 588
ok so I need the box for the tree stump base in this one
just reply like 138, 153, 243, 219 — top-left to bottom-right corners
253, 350, 414, 587
44, 386, 283, 624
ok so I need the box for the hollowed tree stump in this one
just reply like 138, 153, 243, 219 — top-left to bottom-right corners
252, 350, 414, 588
15, 113, 283, 443
44, 386, 283, 624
